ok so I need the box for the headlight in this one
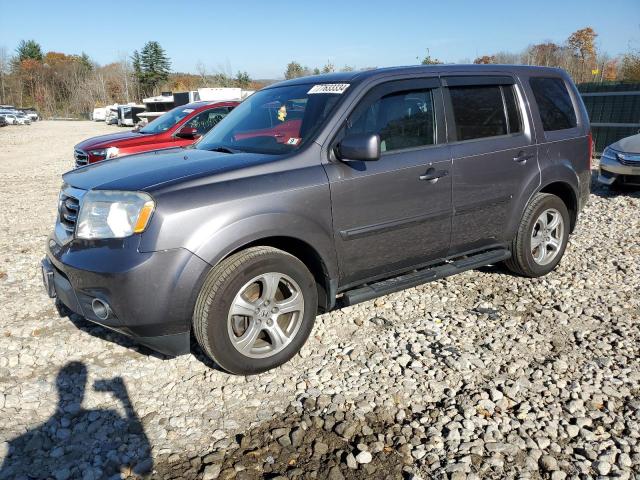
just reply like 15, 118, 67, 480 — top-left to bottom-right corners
76, 191, 155, 239
602, 147, 618, 161
88, 146, 119, 160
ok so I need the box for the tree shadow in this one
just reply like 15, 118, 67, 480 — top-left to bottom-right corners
0, 362, 152, 480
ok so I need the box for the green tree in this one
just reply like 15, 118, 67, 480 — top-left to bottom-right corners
321, 60, 335, 73
235, 71, 251, 88
419, 49, 442, 65
15, 40, 43, 62
284, 61, 306, 79
134, 41, 171, 96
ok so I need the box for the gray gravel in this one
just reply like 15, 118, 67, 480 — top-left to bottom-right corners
0, 121, 638, 479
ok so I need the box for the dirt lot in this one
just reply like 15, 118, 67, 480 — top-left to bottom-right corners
0, 121, 639, 480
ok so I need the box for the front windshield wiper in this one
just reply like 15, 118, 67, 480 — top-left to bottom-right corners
207, 146, 239, 154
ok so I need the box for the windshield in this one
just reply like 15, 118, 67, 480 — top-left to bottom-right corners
195, 83, 347, 154
139, 105, 196, 134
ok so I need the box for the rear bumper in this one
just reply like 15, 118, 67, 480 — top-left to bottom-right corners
44, 235, 211, 356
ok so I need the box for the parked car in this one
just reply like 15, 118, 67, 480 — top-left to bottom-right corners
43, 65, 591, 374
597, 133, 640, 187
15, 113, 31, 125
2, 114, 20, 125
72, 101, 238, 166
0, 115, 7, 127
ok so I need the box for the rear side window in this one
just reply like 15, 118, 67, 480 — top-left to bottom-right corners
449, 85, 522, 141
529, 77, 577, 131
347, 89, 435, 152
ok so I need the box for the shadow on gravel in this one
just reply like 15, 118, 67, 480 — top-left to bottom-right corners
0, 361, 152, 480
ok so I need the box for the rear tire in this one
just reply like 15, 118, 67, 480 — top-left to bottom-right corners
193, 246, 317, 375
505, 193, 570, 277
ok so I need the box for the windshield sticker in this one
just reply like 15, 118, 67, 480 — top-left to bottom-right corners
277, 105, 287, 122
182, 109, 194, 113
308, 83, 350, 94
286, 138, 301, 145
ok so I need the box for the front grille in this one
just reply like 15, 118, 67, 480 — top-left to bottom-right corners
618, 153, 640, 166
59, 193, 79, 233
74, 149, 88, 167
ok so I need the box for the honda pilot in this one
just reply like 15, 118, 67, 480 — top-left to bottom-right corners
43, 65, 591, 375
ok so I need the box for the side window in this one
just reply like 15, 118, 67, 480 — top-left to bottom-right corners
449, 86, 507, 140
529, 77, 577, 131
347, 89, 435, 153
185, 108, 229, 135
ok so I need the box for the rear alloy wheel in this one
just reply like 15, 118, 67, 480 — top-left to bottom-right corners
505, 193, 570, 277
193, 247, 317, 375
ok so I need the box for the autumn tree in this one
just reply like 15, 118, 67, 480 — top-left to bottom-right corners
567, 27, 597, 82
473, 55, 496, 64
620, 50, 640, 82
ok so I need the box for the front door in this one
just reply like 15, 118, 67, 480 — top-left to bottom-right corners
324, 78, 453, 286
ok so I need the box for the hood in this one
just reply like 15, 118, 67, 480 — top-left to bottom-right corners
74, 131, 145, 150
63, 147, 273, 191
610, 133, 640, 154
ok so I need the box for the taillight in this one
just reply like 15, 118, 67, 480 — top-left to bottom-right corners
588, 131, 593, 169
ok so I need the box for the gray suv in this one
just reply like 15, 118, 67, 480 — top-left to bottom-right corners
42, 65, 591, 374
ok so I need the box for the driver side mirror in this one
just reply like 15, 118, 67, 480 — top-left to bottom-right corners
176, 126, 200, 139
337, 133, 380, 161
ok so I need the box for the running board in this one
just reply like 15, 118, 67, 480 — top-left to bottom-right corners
339, 248, 511, 307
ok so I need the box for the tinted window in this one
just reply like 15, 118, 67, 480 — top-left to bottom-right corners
503, 85, 522, 134
449, 86, 507, 140
185, 108, 229, 135
347, 89, 435, 152
529, 77, 577, 131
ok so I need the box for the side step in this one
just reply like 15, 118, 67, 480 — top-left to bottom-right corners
339, 248, 511, 307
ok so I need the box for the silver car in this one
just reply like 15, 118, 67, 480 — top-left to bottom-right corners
598, 133, 640, 186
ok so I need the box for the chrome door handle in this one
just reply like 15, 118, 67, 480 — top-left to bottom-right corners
513, 152, 534, 164
419, 168, 449, 183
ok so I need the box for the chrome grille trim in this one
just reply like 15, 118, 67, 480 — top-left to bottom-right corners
618, 153, 640, 166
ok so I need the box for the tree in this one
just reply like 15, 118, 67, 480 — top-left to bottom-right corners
134, 41, 171, 97
567, 27, 597, 82
321, 60, 335, 73
15, 40, 43, 62
473, 55, 496, 64
284, 61, 306, 79
235, 71, 251, 88
620, 50, 640, 82
419, 49, 442, 65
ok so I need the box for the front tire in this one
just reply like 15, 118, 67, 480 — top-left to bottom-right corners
505, 193, 570, 277
193, 246, 317, 375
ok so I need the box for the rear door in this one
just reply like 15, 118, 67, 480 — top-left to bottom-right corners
324, 78, 453, 286
443, 75, 539, 253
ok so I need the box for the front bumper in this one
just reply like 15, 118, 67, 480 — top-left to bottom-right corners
43, 234, 211, 356
598, 155, 640, 185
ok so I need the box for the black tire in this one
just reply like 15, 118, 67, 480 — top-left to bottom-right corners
193, 246, 317, 375
505, 193, 570, 277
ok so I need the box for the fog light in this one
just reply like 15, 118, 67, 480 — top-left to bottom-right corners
91, 298, 111, 320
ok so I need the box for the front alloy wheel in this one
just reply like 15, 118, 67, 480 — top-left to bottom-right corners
193, 247, 317, 375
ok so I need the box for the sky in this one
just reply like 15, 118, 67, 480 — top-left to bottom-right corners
1, 0, 639, 79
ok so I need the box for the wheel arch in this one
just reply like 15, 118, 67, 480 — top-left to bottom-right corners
537, 181, 579, 232
225, 236, 335, 313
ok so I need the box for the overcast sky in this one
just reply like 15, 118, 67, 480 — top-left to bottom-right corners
1, 0, 638, 78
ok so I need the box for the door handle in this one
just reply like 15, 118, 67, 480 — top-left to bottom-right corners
513, 151, 534, 164
419, 168, 449, 183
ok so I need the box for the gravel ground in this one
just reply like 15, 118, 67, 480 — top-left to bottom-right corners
0, 121, 638, 480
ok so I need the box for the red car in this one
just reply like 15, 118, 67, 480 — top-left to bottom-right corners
73, 101, 238, 167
